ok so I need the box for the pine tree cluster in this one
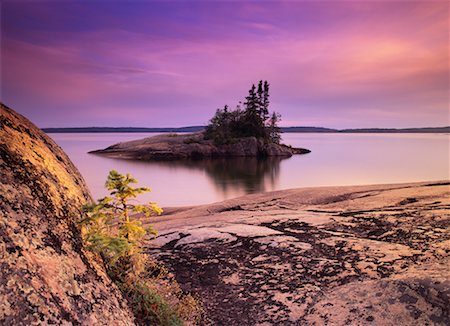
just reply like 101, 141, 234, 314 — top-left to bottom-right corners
204, 80, 281, 145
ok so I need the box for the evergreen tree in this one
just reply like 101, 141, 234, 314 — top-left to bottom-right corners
262, 81, 270, 122
79, 172, 201, 324
245, 84, 258, 117
80, 170, 162, 263
268, 111, 281, 144
204, 105, 232, 144
256, 80, 264, 116
204, 80, 281, 145
244, 83, 264, 138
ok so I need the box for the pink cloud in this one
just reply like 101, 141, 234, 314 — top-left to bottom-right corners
2, 1, 448, 128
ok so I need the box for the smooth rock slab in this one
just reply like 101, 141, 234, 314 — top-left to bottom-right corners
149, 181, 450, 325
175, 228, 237, 247
217, 224, 283, 237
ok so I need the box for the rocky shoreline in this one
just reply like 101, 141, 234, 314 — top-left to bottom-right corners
2, 102, 448, 325
147, 181, 450, 325
89, 132, 310, 160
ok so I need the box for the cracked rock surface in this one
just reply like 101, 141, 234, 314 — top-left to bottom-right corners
0, 104, 135, 325
148, 181, 450, 325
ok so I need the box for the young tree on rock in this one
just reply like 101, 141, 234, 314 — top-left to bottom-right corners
80, 170, 162, 263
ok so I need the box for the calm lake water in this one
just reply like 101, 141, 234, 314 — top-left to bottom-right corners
49, 133, 449, 207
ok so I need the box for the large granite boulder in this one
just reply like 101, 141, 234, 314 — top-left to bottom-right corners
0, 103, 135, 325
89, 132, 310, 160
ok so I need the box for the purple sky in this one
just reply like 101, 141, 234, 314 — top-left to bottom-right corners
1, 1, 449, 128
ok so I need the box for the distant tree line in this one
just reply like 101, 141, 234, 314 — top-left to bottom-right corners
204, 80, 281, 145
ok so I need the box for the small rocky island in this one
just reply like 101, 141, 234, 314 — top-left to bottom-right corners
90, 81, 310, 160
89, 132, 310, 160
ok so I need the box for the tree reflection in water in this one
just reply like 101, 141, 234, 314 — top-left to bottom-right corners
193, 157, 283, 195
119, 157, 286, 196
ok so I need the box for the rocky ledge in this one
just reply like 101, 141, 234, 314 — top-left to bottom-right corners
147, 181, 450, 325
89, 132, 310, 160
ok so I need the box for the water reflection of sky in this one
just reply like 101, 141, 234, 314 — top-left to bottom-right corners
49, 133, 450, 207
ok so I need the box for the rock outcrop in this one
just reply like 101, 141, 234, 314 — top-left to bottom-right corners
148, 181, 450, 325
0, 103, 135, 324
89, 132, 310, 160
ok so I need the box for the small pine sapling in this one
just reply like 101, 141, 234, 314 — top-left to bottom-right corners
80, 170, 163, 264
79, 171, 201, 325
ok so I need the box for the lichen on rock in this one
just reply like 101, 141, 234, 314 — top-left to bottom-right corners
0, 103, 135, 325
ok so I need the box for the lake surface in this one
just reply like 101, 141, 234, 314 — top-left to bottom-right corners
49, 133, 449, 207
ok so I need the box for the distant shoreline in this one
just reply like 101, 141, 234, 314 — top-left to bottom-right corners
43, 126, 450, 134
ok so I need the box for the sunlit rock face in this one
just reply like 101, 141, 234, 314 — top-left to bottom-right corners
0, 103, 135, 325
